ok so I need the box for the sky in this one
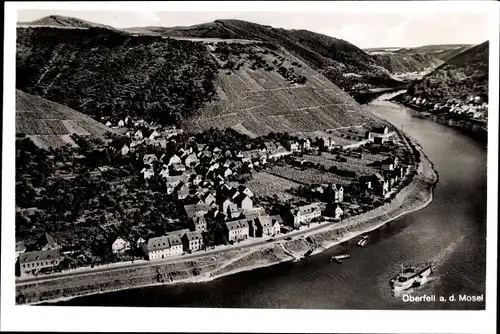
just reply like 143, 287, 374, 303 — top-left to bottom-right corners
17, 9, 490, 49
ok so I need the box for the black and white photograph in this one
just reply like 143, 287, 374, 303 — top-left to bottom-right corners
2, 1, 498, 333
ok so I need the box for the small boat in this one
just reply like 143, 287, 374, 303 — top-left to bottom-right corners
356, 235, 369, 247
331, 254, 350, 263
390, 262, 433, 291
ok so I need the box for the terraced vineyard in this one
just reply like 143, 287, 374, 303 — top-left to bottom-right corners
183, 43, 382, 136
16, 90, 117, 149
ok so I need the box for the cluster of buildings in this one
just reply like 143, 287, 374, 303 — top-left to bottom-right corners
408, 96, 488, 120
358, 156, 409, 197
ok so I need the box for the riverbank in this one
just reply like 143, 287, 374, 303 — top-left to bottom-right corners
389, 94, 487, 144
18, 133, 438, 306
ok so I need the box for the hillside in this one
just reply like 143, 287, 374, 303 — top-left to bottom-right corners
17, 15, 115, 29
16, 27, 218, 126
404, 41, 489, 102
128, 19, 403, 92
183, 41, 382, 136
16, 90, 117, 149
366, 44, 471, 75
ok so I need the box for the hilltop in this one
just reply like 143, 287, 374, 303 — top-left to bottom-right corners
16, 89, 117, 149
366, 44, 471, 75
126, 19, 404, 92
17, 15, 115, 29
16, 25, 383, 137
403, 41, 489, 103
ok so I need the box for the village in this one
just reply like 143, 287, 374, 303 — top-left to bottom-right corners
16, 117, 416, 278
402, 94, 488, 122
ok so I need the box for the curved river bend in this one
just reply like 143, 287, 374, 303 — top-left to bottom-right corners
58, 93, 487, 309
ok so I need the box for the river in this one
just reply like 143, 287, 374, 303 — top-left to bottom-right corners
56, 92, 487, 309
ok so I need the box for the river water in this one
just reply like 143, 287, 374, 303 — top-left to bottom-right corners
57, 92, 487, 309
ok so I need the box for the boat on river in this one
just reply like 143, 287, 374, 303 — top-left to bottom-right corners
390, 262, 433, 291
356, 235, 369, 247
331, 254, 350, 264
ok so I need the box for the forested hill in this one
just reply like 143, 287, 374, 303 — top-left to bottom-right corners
404, 41, 489, 102
126, 19, 404, 92
18, 15, 115, 29
16, 27, 219, 126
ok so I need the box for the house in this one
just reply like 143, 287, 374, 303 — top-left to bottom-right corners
146, 235, 171, 260
270, 215, 282, 235
201, 192, 216, 206
140, 167, 155, 180
235, 193, 253, 211
118, 120, 125, 127
254, 216, 275, 237
223, 168, 233, 178
298, 137, 311, 150
372, 173, 389, 196
220, 198, 235, 214
268, 146, 293, 160
136, 237, 146, 249
19, 249, 61, 276
143, 154, 158, 166
16, 241, 26, 261
191, 174, 203, 186
134, 130, 143, 141
320, 137, 335, 150
226, 202, 241, 219
184, 203, 211, 218
112, 237, 131, 254
166, 230, 189, 255
171, 163, 186, 173
184, 153, 199, 168
237, 185, 254, 198
325, 203, 344, 219
175, 184, 191, 200
121, 145, 130, 156
167, 154, 182, 166
288, 140, 300, 152
381, 156, 398, 171
225, 220, 250, 242
190, 216, 207, 232
285, 203, 322, 228
159, 165, 170, 179
324, 184, 344, 203
183, 231, 204, 252
165, 175, 190, 190
261, 141, 278, 153
105, 121, 112, 127
149, 130, 161, 140
38, 232, 60, 251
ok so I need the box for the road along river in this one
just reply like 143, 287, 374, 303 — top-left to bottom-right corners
54, 92, 487, 309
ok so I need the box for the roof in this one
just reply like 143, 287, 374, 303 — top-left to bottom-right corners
184, 203, 211, 217
147, 235, 170, 251
256, 216, 273, 228
113, 236, 130, 244
185, 231, 203, 241
192, 216, 206, 224
165, 175, 190, 183
225, 220, 250, 230
269, 215, 283, 225
382, 156, 396, 164
16, 241, 26, 252
373, 173, 386, 183
19, 249, 60, 263
235, 193, 250, 204
291, 203, 321, 215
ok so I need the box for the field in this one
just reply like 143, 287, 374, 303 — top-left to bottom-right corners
183, 43, 384, 136
307, 152, 383, 177
16, 90, 116, 149
245, 171, 301, 201
268, 166, 350, 186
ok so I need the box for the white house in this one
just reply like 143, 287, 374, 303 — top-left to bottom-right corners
140, 167, 155, 180
118, 120, 125, 127
105, 121, 112, 127
149, 130, 161, 140
143, 154, 158, 166
134, 130, 143, 141
334, 205, 344, 219
121, 145, 130, 156
112, 237, 130, 254
285, 203, 322, 228
168, 154, 182, 166
146, 235, 171, 260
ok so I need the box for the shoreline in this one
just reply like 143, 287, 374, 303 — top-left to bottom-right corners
21, 135, 438, 306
